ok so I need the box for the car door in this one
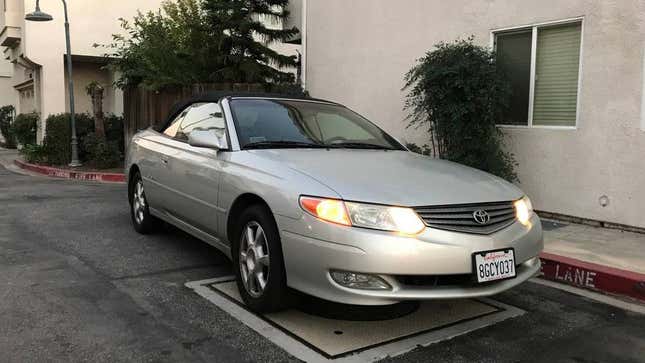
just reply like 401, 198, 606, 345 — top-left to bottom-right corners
162, 102, 229, 238
138, 107, 189, 210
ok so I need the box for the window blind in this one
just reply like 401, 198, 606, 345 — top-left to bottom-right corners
532, 23, 582, 126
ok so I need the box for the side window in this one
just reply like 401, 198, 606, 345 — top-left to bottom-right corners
163, 108, 190, 138
175, 103, 226, 144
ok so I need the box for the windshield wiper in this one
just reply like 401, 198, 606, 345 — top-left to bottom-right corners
327, 142, 396, 150
244, 140, 327, 149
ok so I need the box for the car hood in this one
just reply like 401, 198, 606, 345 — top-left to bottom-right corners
249, 149, 523, 206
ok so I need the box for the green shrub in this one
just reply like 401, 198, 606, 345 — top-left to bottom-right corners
13, 113, 39, 146
104, 114, 125, 155
42, 113, 94, 165
403, 38, 518, 182
33, 113, 123, 168
0, 105, 16, 148
20, 144, 47, 164
82, 133, 120, 169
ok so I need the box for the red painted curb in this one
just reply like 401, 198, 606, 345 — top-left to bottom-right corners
14, 159, 126, 183
539, 252, 645, 302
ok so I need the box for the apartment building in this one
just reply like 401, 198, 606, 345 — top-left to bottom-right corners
0, 0, 172, 141
0, 0, 301, 143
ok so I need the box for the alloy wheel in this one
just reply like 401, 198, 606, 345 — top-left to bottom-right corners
133, 180, 146, 225
239, 221, 270, 297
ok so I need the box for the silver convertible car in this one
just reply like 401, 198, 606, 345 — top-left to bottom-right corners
126, 93, 543, 312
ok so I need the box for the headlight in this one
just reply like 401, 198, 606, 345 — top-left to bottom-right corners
299, 196, 425, 235
514, 196, 533, 226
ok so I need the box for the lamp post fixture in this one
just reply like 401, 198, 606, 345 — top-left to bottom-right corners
26, 0, 81, 167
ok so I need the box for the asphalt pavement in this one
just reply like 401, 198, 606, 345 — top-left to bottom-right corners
1, 164, 644, 362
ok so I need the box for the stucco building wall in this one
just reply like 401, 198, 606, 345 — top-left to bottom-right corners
21, 0, 164, 124
0, 75, 16, 108
64, 61, 119, 116
303, 0, 645, 228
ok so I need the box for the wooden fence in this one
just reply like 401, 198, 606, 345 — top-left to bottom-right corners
123, 83, 264, 142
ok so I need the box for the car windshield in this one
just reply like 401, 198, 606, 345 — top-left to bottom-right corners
229, 99, 405, 150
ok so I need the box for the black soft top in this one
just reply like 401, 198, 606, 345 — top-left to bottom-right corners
156, 91, 338, 132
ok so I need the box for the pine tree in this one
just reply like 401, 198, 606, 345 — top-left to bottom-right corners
203, 0, 300, 84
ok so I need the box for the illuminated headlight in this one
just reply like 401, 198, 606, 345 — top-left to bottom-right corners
514, 196, 533, 226
299, 196, 425, 235
345, 202, 426, 235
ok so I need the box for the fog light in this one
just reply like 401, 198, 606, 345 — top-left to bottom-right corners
330, 271, 392, 290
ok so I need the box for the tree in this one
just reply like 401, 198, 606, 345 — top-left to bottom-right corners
102, 0, 218, 90
102, 0, 300, 90
403, 38, 518, 182
86, 81, 106, 138
202, 0, 299, 84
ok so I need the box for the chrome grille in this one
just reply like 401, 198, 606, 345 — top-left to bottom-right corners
414, 201, 516, 235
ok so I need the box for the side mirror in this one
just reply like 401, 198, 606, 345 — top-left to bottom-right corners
187, 129, 227, 150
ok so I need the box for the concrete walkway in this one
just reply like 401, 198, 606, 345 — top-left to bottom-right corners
540, 219, 645, 301
543, 219, 645, 274
0, 148, 32, 176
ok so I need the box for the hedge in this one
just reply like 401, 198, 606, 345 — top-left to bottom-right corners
42, 113, 124, 167
82, 133, 121, 169
0, 105, 16, 148
13, 113, 39, 146
42, 113, 94, 165
105, 114, 125, 155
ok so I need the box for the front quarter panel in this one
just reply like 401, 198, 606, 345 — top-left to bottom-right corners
218, 150, 340, 243
125, 129, 166, 207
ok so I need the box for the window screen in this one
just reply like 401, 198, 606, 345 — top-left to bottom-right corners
496, 30, 532, 126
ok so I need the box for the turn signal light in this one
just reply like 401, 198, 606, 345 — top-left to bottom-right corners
299, 197, 351, 226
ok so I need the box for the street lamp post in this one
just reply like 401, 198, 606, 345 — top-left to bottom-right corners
26, 0, 81, 167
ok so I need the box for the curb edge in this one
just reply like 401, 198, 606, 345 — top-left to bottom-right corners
539, 252, 645, 302
14, 159, 126, 183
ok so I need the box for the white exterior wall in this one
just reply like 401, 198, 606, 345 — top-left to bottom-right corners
0, 60, 15, 107
21, 0, 164, 130
304, 0, 645, 228
64, 62, 117, 116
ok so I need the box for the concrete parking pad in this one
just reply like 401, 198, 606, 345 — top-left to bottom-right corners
186, 277, 525, 362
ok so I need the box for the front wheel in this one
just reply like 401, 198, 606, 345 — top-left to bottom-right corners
233, 205, 290, 313
129, 172, 160, 234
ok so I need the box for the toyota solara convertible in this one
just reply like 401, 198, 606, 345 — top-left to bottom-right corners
126, 92, 543, 312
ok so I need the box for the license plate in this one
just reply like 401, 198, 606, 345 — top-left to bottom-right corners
473, 249, 516, 283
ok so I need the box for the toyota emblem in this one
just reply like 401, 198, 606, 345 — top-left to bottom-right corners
473, 210, 490, 225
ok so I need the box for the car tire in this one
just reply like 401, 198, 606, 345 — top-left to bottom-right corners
233, 204, 290, 313
129, 171, 159, 234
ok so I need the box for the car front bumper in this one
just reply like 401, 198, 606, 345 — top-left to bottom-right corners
277, 213, 543, 305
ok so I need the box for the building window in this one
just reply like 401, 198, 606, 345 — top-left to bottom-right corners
495, 20, 582, 128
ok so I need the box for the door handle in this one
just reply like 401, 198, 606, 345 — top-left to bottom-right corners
160, 156, 169, 164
